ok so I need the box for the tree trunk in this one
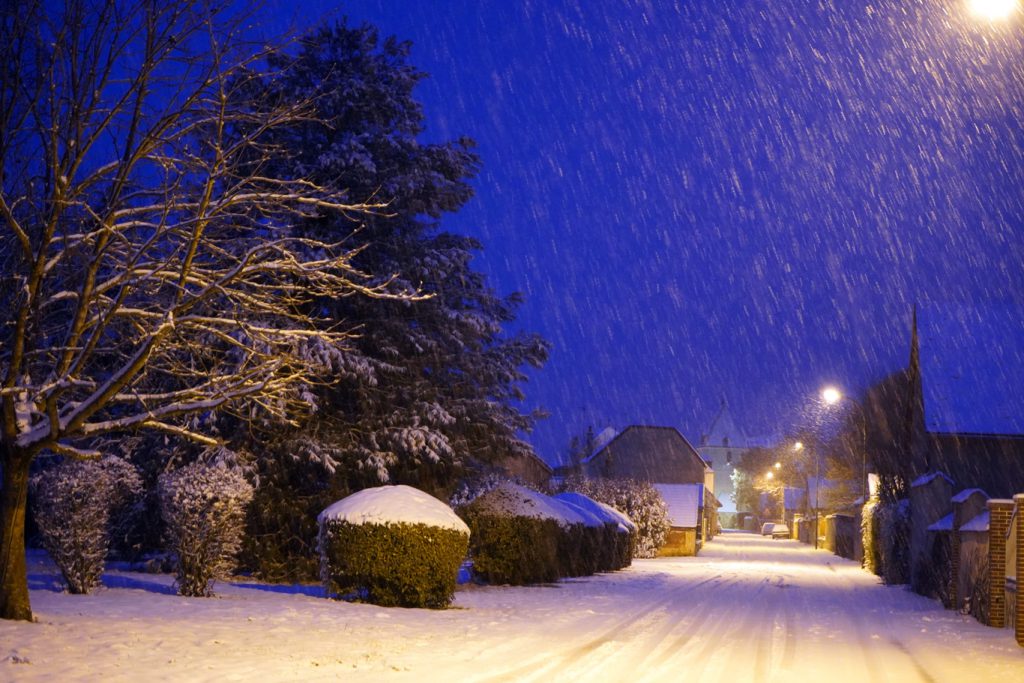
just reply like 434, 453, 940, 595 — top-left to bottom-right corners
0, 443, 33, 621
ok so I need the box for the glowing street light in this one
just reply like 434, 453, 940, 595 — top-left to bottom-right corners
967, 0, 1019, 20
765, 471, 774, 480
821, 385, 869, 509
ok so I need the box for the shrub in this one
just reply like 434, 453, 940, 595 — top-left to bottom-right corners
878, 498, 910, 585
554, 492, 635, 572
158, 462, 254, 597
861, 497, 881, 576
558, 477, 666, 558
458, 483, 576, 585
30, 456, 143, 594
318, 486, 469, 608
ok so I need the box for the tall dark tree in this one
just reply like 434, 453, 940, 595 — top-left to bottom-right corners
247, 22, 549, 492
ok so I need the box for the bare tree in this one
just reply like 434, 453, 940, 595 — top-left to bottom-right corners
0, 0, 413, 620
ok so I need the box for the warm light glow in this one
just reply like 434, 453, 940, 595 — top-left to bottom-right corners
793, 441, 804, 451
774, 462, 781, 469
766, 471, 774, 480
967, 0, 1019, 20
821, 386, 842, 405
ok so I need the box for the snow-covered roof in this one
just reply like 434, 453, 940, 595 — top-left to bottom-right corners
318, 485, 469, 534
919, 305, 1024, 436
654, 483, 703, 528
927, 513, 954, 533
469, 483, 585, 529
582, 427, 619, 463
951, 488, 988, 503
961, 511, 990, 533
911, 471, 954, 488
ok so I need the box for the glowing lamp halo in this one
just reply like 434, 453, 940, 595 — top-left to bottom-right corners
821, 386, 842, 406
967, 0, 1019, 20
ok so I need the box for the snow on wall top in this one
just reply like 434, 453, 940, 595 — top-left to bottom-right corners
910, 471, 954, 488
654, 484, 702, 529
470, 483, 586, 528
960, 511, 990, 533
319, 485, 469, 534
927, 513, 954, 532
554, 492, 636, 532
951, 488, 988, 503
919, 305, 1024, 436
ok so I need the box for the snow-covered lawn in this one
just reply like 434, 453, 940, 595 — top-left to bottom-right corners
3, 532, 1021, 682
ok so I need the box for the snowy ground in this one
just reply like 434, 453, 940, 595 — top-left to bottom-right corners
2, 532, 1021, 682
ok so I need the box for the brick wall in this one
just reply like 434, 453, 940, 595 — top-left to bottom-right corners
1015, 494, 1023, 646
987, 499, 1015, 628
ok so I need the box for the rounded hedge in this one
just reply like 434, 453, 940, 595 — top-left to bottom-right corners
318, 486, 469, 609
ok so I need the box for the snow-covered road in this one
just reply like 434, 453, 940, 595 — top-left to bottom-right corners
3, 532, 1022, 682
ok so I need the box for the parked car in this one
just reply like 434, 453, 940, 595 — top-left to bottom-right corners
760, 522, 790, 539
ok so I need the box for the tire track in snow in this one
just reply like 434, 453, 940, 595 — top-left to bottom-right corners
570, 572, 736, 682
479, 570, 712, 682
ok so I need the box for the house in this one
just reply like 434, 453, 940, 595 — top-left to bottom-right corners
653, 484, 714, 556
907, 305, 1024, 497
697, 398, 777, 515
584, 425, 715, 555
498, 451, 553, 488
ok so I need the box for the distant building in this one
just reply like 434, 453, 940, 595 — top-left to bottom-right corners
697, 398, 776, 513
584, 425, 717, 555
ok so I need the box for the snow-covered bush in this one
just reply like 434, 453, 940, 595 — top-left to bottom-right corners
318, 486, 469, 608
554, 492, 635, 572
861, 497, 881, 576
457, 483, 606, 584
449, 471, 536, 509
30, 456, 143, 594
158, 463, 254, 597
558, 477, 666, 558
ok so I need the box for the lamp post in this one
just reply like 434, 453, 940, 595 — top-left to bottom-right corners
822, 386, 868, 505
794, 440, 821, 549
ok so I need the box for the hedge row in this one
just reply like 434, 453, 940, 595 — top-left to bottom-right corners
457, 483, 635, 585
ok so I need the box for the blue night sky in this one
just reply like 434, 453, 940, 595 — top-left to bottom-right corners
264, 0, 1024, 465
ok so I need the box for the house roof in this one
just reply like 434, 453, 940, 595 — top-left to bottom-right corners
960, 510, 990, 533
911, 471, 954, 488
951, 488, 988, 503
586, 425, 708, 482
927, 513, 954, 533
918, 304, 1024, 436
654, 483, 703, 528
582, 426, 619, 463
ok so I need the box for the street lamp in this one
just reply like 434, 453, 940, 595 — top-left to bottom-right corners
967, 0, 1019, 20
821, 385, 868, 506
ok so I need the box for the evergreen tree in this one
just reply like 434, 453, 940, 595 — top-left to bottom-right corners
236, 22, 549, 578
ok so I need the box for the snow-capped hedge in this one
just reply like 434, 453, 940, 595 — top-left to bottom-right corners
554, 492, 635, 571
30, 456, 143, 594
318, 485, 469, 609
158, 463, 254, 597
457, 483, 632, 584
559, 477, 666, 558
